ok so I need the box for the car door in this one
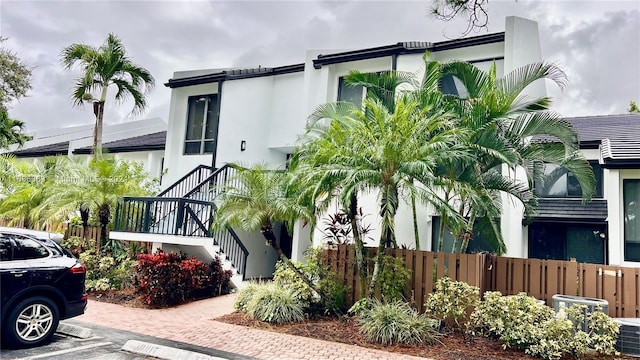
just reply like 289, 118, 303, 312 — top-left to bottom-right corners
0, 236, 31, 310
8, 234, 60, 288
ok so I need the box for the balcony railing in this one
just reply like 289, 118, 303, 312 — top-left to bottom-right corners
158, 165, 214, 199
114, 197, 213, 237
114, 164, 248, 279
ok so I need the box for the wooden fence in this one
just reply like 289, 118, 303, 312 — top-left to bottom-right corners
324, 244, 640, 317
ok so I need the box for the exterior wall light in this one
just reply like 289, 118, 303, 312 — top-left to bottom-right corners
240, 140, 246, 151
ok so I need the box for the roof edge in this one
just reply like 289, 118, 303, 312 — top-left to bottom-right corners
313, 32, 505, 69
72, 144, 165, 155
165, 63, 305, 88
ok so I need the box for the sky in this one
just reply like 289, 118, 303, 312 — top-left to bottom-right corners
1, 0, 639, 133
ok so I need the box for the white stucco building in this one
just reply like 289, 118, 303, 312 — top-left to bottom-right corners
110, 16, 571, 285
112, 16, 640, 286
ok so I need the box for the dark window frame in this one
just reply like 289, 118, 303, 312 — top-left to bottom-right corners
184, 94, 219, 155
535, 160, 603, 199
624, 179, 640, 262
337, 76, 365, 108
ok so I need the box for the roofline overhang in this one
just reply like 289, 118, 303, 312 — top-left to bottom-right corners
72, 145, 165, 155
165, 63, 305, 88
523, 217, 608, 225
579, 140, 601, 149
600, 159, 640, 169
13, 150, 68, 158
313, 33, 505, 69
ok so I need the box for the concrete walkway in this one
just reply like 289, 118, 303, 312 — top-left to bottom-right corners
77, 294, 428, 360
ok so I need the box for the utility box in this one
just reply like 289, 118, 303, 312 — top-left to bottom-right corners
552, 294, 609, 331
614, 318, 640, 357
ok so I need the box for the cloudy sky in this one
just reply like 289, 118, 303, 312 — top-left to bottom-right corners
1, 0, 639, 133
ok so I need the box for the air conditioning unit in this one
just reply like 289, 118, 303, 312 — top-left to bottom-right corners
552, 294, 609, 331
614, 318, 640, 357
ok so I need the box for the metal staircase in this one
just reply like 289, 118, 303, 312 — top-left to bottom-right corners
114, 164, 249, 279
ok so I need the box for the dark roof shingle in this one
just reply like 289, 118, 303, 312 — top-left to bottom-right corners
72, 131, 166, 155
11, 141, 69, 158
527, 198, 608, 223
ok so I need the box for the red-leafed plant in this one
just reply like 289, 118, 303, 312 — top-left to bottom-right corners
135, 249, 232, 307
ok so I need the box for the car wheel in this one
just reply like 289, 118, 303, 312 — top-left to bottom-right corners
3, 296, 59, 348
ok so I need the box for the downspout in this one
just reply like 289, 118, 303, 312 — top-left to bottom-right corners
211, 80, 224, 169
391, 54, 397, 71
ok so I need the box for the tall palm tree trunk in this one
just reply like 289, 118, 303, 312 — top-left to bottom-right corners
347, 194, 368, 299
367, 185, 398, 299
92, 101, 105, 159
411, 192, 420, 249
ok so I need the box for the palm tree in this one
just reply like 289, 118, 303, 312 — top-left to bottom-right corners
437, 60, 595, 253
36, 157, 155, 249
61, 34, 155, 158
213, 164, 335, 303
0, 106, 30, 149
0, 156, 67, 229
345, 57, 594, 255
294, 96, 466, 299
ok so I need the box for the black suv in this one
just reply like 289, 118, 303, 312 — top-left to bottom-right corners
0, 229, 87, 348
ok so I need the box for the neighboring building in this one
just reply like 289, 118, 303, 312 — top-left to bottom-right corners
527, 113, 640, 267
4, 118, 167, 179
111, 16, 550, 285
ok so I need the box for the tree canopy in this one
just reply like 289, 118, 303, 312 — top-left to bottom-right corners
0, 38, 32, 149
61, 33, 155, 157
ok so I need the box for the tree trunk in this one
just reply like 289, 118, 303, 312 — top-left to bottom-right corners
347, 194, 368, 299
79, 205, 90, 230
367, 185, 397, 299
367, 225, 389, 299
92, 101, 105, 159
411, 192, 420, 250
98, 203, 110, 249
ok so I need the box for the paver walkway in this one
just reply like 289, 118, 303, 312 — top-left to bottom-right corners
77, 294, 429, 360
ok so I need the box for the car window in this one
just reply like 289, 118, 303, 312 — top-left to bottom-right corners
0, 237, 11, 261
11, 237, 50, 260
2, 232, 63, 257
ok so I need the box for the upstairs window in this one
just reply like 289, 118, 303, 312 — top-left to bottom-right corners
337, 76, 365, 108
184, 94, 218, 155
535, 161, 603, 198
624, 180, 640, 262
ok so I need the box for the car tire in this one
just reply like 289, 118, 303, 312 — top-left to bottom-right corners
2, 296, 59, 348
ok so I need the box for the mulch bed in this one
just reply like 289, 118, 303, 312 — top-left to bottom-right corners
215, 312, 635, 360
88, 291, 634, 360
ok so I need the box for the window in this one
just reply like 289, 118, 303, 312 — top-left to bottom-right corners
337, 76, 365, 108
431, 217, 495, 253
528, 223, 606, 264
184, 94, 218, 155
535, 161, 603, 198
9, 236, 50, 260
0, 238, 11, 261
624, 180, 640, 261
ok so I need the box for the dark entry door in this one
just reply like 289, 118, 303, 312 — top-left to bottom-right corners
528, 222, 606, 264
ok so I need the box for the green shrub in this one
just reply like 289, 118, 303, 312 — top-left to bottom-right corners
272, 247, 349, 313
469, 292, 619, 360
375, 255, 411, 302
425, 277, 480, 331
246, 282, 305, 323
234, 282, 262, 312
61, 236, 91, 257
359, 300, 440, 345
76, 243, 137, 292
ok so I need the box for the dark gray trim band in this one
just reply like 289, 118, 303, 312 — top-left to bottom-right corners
165, 64, 305, 88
